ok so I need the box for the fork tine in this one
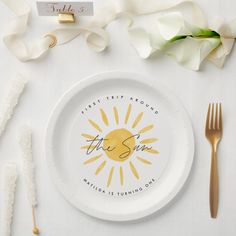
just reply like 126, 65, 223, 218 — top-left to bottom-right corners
215, 103, 219, 130
210, 103, 214, 129
205, 103, 211, 131
219, 103, 222, 130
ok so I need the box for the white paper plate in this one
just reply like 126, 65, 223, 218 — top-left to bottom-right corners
46, 72, 194, 221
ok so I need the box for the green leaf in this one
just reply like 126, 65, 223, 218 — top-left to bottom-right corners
168, 35, 188, 43
192, 28, 220, 38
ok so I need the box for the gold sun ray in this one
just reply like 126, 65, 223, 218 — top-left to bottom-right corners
95, 161, 107, 175
132, 112, 143, 129
125, 104, 132, 124
88, 119, 102, 132
140, 138, 159, 144
113, 106, 119, 125
100, 109, 109, 126
81, 133, 96, 140
83, 105, 159, 188
107, 166, 114, 187
129, 161, 139, 179
138, 124, 154, 134
120, 166, 124, 186
144, 149, 160, 154
136, 156, 152, 165
83, 154, 103, 165
81, 145, 97, 150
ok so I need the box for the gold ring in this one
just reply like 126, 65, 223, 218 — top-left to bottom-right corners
44, 34, 57, 48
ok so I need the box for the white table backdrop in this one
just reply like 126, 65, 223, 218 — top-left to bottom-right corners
0, 0, 236, 235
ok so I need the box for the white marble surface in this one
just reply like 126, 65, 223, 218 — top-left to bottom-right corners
0, 0, 236, 235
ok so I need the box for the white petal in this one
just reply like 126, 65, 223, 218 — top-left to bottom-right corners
165, 37, 221, 70
128, 28, 154, 58
157, 12, 191, 40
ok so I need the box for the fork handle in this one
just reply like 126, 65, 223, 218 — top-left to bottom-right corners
210, 148, 219, 218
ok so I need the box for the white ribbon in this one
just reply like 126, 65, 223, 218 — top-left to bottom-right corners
1, 0, 236, 70
208, 19, 236, 67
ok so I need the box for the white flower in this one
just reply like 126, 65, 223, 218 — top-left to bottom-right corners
166, 36, 221, 70
128, 12, 222, 70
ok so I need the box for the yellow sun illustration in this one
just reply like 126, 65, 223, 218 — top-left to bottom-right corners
81, 104, 159, 187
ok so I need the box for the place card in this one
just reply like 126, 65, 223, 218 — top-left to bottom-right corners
36, 1, 94, 16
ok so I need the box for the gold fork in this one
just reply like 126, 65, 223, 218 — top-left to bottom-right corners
205, 103, 223, 218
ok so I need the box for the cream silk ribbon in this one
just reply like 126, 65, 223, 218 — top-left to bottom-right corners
1, 0, 236, 70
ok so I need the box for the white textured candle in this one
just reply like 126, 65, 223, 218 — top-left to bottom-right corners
1, 163, 18, 236
0, 75, 27, 139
